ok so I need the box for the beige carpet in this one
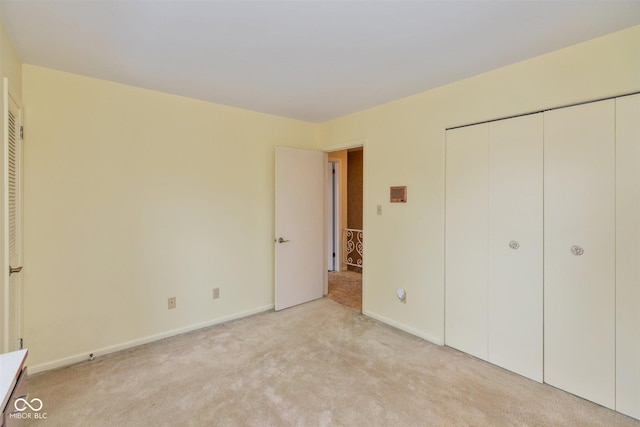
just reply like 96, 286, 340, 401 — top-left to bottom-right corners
26, 298, 638, 426
327, 271, 362, 311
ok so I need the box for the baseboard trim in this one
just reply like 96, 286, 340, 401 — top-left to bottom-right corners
29, 304, 274, 374
362, 310, 443, 346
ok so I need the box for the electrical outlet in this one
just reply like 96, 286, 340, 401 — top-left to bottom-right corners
212, 288, 220, 299
168, 297, 176, 309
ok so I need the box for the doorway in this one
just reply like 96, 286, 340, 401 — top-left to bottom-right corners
326, 147, 363, 311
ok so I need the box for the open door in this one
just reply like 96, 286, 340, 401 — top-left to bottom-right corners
3, 79, 23, 351
275, 146, 326, 310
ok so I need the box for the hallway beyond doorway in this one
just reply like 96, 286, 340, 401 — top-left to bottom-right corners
327, 271, 362, 311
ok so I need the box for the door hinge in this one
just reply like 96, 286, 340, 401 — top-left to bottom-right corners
20, 126, 23, 139
333, 252, 336, 258
18, 338, 23, 349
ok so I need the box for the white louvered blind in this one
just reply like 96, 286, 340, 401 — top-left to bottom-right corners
8, 107, 18, 262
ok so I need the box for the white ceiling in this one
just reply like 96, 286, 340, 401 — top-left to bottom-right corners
1, 1, 639, 123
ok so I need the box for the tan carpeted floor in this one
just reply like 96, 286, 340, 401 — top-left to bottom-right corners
327, 270, 362, 311
26, 298, 638, 427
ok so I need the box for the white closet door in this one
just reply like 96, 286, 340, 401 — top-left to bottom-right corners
615, 94, 640, 420
445, 123, 488, 360
544, 100, 616, 409
488, 114, 543, 382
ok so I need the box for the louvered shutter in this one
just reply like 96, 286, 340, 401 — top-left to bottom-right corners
8, 107, 18, 263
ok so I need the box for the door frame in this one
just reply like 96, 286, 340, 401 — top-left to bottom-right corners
326, 159, 341, 272
324, 139, 367, 306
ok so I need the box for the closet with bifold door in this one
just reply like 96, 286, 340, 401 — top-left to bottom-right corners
544, 100, 616, 409
445, 123, 490, 361
445, 113, 543, 382
615, 95, 640, 420
445, 94, 640, 420
488, 114, 543, 383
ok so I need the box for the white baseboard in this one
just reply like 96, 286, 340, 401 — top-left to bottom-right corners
29, 304, 274, 374
362, 310, 443, 346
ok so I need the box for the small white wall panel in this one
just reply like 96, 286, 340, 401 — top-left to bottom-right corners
615, 94, 640, 420
488, 114, 543, 382
544, 100, 616, 409
445, 124, 488, 360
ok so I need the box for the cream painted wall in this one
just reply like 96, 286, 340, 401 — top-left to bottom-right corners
318, 26, 640, 344
0, 17, 22, 353
12, 23, 640, 372
22, 65, 317, 369
0, 18, 22, 98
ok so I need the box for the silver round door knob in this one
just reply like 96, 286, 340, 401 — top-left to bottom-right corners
570, 245, 584, 256
509, 240, 519, 250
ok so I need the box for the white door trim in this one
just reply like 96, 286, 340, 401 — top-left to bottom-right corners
327, 158, 342, 265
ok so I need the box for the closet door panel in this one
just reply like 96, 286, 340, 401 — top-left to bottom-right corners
544, 100, 615, 409
488, 114, 543, 382
445, 124, 488, 360
616, 94, 640, 419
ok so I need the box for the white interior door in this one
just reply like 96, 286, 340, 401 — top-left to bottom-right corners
488, 114, 543, 382
4, 79, 23, 352
275, 146, 326, 311
445, 123, 489, 360
544, 99, 616, 409
615, 93, 640, 420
